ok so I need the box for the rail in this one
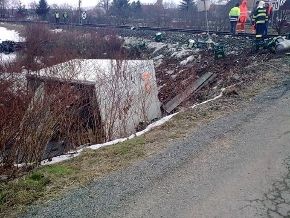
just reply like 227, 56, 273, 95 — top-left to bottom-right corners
0, 19, 282, 38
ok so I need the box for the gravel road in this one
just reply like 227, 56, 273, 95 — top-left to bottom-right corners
23, 78, 290, 218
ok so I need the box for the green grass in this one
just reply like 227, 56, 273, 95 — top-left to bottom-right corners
0, 165, 78, 217
0, 137, 146, 217
39, 165, 75, 176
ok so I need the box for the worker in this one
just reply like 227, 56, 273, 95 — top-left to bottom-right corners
63, 12, 68, 23
55, 12, 60, 24
251, 1, 260, 18
252, 1, 268, 40
238, 0, 248, 33
250, 1, 259, 33
229, 3, 241, 35
265, 2, 273, 35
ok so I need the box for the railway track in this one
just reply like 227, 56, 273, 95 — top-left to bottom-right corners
0, 19, 281, 38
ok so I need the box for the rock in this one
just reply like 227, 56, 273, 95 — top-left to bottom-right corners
153, 54, 164, 61
232, 73, 241, 81
171, 74, 177, 79
263, 200, 277, 211
277, 203, 290, 216
0, 175, 8, 181
281, 191, 290, 203
268, 211, 283, 218
224, 86, 239, 97
180, 55, 195, 66
147, 42, 167, 56
155, 58, 163, 68
274, 181, 287, 191
274, 197, 285, 204
285, 179, 290, 187
188, 39, 195, 48
266, 192, 278, 200
171, 48, 191, 60
166, 70, 174, 75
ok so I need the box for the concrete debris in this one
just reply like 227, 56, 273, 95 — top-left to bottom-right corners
166, 70, 174, 75
153, 54, 164, 61
180, 55, 195, 66
171, 48, 192, 60
120, 30, 272, 112
153, 54, 164, 67
147, 42, 167, 55
188, 39, 195, 48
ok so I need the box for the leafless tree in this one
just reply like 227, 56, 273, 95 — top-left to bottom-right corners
273, 9, 289, 34
98, 0, 110, 14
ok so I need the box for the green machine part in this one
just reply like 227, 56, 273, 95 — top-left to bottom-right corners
213, 44, 225, 59
252, 36, 289, 53
155, 32, 164, 42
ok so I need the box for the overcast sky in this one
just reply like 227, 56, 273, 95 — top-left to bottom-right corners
21, 0, 165, 8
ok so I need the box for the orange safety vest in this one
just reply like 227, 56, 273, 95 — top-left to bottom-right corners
239, 0, 248, 23
237, 0, 248, 32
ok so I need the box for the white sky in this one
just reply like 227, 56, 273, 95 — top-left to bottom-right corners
20, 0, 227, 9
21, 0, 166, 8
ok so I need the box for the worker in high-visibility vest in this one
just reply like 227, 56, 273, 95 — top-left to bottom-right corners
252, 1, 268, 40
238, 0, 248, 33
229, 3, 241, 35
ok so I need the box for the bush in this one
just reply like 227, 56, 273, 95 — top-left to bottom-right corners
19, 24, 125, 71
0, 24, 129, 176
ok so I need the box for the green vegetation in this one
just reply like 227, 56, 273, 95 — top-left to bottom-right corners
0, 165, 76, 217
0, 137, 146, 217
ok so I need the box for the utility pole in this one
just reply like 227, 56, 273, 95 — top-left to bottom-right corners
78, 0, 82, 24
0, 0, 5, 18
203, 0, 210, 36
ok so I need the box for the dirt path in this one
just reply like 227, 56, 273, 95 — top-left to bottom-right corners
22, 78, 290, 218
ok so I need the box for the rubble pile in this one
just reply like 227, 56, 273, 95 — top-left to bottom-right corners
121, 30, 272, 112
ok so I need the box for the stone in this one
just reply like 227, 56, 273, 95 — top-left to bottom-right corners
274, 181, 287, 191
233, 73, 241, 81
277, 203, 290, 216
268, 211, 283, 218
281, 191, 290, 203
263, 200, 277, 211
285, 179, 290, 187
0, 175, 8, 181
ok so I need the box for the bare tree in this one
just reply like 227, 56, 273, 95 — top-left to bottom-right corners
273, 9, 289, 34
29, 1, 37, 10
98, 0, 110, 14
